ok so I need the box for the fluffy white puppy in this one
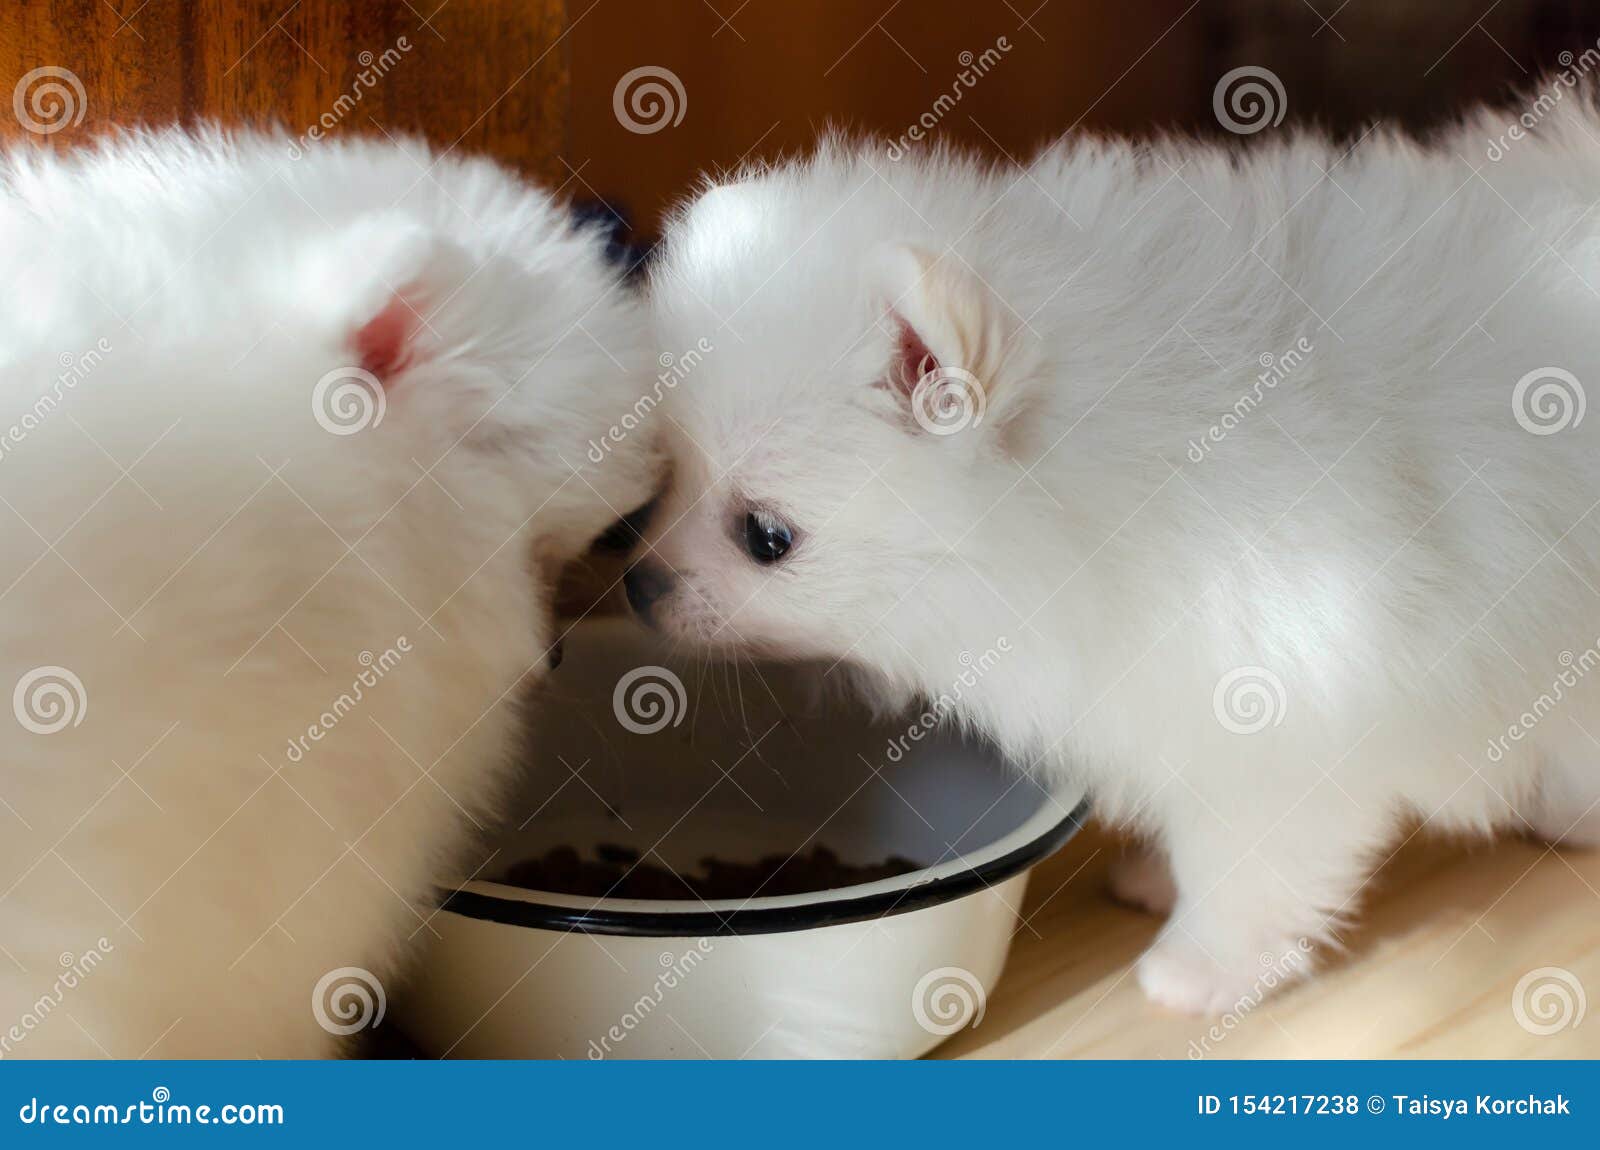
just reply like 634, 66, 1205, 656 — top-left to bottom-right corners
634, 105, 1600, 1014
0, 130, 657, 1055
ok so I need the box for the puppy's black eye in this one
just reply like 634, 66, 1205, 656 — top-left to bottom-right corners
744, 512, 793, 564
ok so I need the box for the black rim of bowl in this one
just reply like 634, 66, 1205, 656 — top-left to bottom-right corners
433, 797, 1089, 938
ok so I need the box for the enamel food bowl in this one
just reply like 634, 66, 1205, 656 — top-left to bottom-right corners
399, 619, 1084, 1059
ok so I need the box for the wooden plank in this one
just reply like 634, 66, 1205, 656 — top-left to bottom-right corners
0, 1, 569, 182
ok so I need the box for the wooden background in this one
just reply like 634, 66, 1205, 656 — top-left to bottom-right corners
0, 1, 570, 180
7, 1, 1600, 240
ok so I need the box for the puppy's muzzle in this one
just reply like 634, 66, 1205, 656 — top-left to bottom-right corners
623, 560, 675, 625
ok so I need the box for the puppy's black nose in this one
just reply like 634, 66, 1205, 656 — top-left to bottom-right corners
623, 560, 675, 624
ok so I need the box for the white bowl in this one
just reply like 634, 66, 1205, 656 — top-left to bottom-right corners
399, 619, 1085, 1059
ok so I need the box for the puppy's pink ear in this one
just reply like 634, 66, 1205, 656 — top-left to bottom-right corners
885, 312, 940, 405
868, 244, 1005, 434
352, 292, 422, 384
306, 215, 455, 388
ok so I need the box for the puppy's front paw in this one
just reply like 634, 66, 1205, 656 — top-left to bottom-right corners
1108, 850, 1176, 915
1136, 939, 1241, 1015
1136, 935, 1312, 1015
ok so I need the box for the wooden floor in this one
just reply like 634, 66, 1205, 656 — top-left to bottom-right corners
935, 823, 1600, 1059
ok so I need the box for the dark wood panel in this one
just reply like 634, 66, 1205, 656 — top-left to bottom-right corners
0, 0, 570, 181
567, 0, 1211, 238
564, 0, 1600, 238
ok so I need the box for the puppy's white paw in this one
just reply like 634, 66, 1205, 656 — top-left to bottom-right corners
1136, 934, 1313, 1015
1108, 851, 1176, 915
1136, 941, 1241, 1015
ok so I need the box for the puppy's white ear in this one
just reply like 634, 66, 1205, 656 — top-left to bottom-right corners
303, 215, 463, 388
867, 244, 1008, 435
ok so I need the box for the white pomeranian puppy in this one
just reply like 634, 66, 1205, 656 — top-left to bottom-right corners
633, 102, 1600, 1014
0, 130, 657, 1055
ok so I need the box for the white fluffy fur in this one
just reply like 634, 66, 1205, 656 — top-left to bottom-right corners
641, 102, 1600, 1013
0, 130, 657, 1055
